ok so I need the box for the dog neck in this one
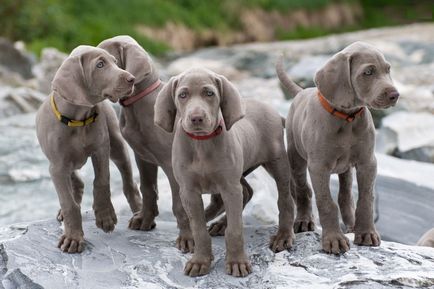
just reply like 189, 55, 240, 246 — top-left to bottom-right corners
52, 92, 97, 122
317, 90, 364, 123
120, 76, 161, 107
183, 119, 224, 140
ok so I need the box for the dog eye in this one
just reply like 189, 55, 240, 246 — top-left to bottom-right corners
178, 92, 187, 99
96, 61, 104, 68
206, 90, 214, 97
364, 68, 374, 76
386, 66, 391, 73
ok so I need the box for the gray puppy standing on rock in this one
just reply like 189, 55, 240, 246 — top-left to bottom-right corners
97, 36, 254, 253
276, 41, 399, 254
36, 46, 142, 253
154, 68, 295, 277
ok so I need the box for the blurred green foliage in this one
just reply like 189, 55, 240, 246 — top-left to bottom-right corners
0, 0, 431, 56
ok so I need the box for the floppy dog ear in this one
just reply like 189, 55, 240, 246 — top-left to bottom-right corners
154, 77, 178, 132
314, 52, 355, 108
51, 54, 93, 107
98, 39, 125, 68
122, 43, 153, 82
215, 74, 245, 130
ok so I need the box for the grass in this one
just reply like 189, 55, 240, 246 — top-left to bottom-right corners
0, 0, 432, 57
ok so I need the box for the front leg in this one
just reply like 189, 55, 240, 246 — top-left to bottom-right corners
354, 158, 380, 246
309, 166, 350, 254
91, 146, 117, 233
220, 182, 252, 277
167, 170, 195, 253
179, 186, 213, 277
50, 165, 85, 253
109, 129, 142, 215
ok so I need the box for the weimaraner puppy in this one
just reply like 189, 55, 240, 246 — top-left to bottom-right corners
417, 228, 434, 247
276, 41, 399, 254
97, 36, 254, 253
36, 46, 142, 253
154, 68, 295, 277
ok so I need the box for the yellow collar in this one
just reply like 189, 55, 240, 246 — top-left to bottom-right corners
50, 94, 98, 127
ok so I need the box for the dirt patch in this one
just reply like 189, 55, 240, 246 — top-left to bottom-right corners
136, 2, 363, 52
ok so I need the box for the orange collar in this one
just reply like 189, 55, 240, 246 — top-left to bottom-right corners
120, 79, 161, 107
184, 120, 224, 140
317, 90, 364, 123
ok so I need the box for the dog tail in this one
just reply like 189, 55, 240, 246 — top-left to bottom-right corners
276, 54, 303, 98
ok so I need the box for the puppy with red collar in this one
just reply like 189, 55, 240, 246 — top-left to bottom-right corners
154, 68, 295, 277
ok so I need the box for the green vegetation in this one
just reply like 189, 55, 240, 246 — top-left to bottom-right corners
0, 0, 431, 56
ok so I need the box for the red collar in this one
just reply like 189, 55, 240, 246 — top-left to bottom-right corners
317, 90, 364, 122
184, 120, 224, 140
120, 79, 162, 107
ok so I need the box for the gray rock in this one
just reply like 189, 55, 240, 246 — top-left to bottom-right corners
3, 269, 44, 289
0, 38, 33, 79
33, 48, 67, 94
1, 215, 433, 289
394, 146, 434, 163
0, 87, 46, 118
378, 111, 434, 163
287, 55, 329, 89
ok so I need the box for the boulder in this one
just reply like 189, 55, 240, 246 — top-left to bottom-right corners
0, 87, 46, 118
33, 48, 67, 94
1, 215, 433, 289
377, 111, 434, 163
0, 38, 33, 80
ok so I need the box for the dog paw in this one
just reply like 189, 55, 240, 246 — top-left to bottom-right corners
294, 217, 315, 233
58, 233, 85, 253
225, 258, 252, 277
354, 230, 381, 246
269, 229, 294, 252
322, 231, 350, 254
128, 211, 156, 231
208, 219, 227, 236
57, 209, 64, 222
176, 231, 195, 253
184, 255, 213, 277
95, 206, 117, 233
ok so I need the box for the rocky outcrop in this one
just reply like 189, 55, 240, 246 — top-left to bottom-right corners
0, 38, 33, 79
32, 48, 67, 94
377, 111, 434, 163
1, 215, 433, 289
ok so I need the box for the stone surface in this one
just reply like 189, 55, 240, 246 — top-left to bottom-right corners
1, 215, 434, 289
32, 48, 67, 94
0, 38, 33, 79
377, 111, 434, 163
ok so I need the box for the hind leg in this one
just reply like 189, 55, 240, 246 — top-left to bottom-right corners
208, 177, 253, 236
338, 168, 355, 233
263, 156, 296, 252
129, 156, 159, 231
57, 170, 84, 222
288, 145, 315, 233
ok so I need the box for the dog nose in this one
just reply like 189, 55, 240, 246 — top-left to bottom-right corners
190, 115, 204, 125
388, 90, 399, 101
126, 75, 135, 83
